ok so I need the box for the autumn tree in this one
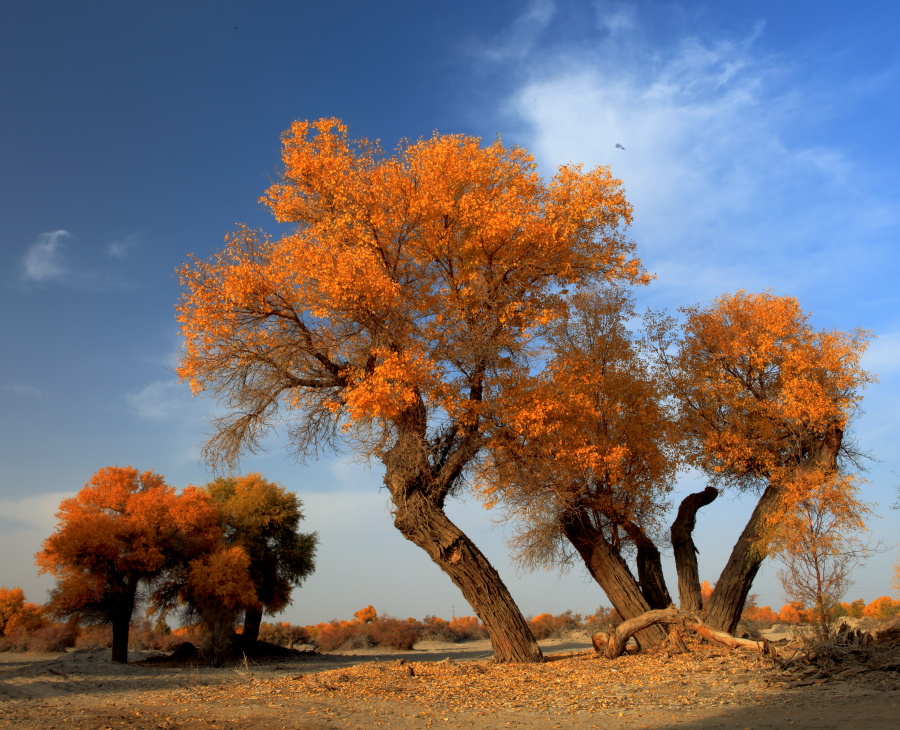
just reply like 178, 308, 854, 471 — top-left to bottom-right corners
478, 288, 678, 647
176, 118, 648, 662
202, 474, 318, 643
147, 485, 257, 665
773, 482, 871, 638
656, 291, 873, 632
483, 289, 872, 645
36, 467, 183, 662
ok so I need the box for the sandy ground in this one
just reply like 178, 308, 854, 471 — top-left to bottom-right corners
1, 635, 898, 729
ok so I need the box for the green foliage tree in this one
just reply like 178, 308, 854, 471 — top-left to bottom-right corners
203, 474, 318, 643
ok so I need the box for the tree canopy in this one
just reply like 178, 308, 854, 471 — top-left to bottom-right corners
35, 467, 192, 662
176, 118, 648, 662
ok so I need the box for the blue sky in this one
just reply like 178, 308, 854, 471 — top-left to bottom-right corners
2, 0, 898, 625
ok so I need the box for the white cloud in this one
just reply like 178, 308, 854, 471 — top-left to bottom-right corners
21, 230, 73, 282
107, 231, 142, 260
126, 378, 197, 421
0, 492, 70, 601
476, 8, 895, 309
474, 0, 556, 62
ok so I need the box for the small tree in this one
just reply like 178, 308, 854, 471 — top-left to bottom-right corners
203, 474, 317, 643
36, 467, 184, 663
773, 481, 871, 638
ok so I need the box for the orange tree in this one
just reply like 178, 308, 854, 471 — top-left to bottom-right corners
656, 291, 873, 632
176, 118, 648, 662
202, 474, 318, 643
36, 467, 187, 662
481, 289, 872, 643
477, 288, 679, 647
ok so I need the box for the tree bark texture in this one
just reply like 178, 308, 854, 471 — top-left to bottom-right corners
704, 484, 781, 633
624, 524, 672, 609
562, 514, 668, 648
591, 606, 764, 659
671, 486, 718, 612
391, 488, 543, 663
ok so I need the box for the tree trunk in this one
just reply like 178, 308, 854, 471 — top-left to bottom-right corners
391, 488, 543, 663
624, 523, 672, 609
110, 583, 137, 664
671, 486, 718, 612
705, 484, 781, 632
562, 514, 668, 648
243, 607, 263, 644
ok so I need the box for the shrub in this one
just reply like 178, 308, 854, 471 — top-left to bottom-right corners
367, 616, 419, 650
258, 621, 311, 648
75, 625, 113, 649
529, 611, 584, 640
447, 616, 488, 641
585, 606, 621, 632
418, 615, 453, 642
742, 605, 779, 624
307, 620, 364, 652
0, 622, 78, 653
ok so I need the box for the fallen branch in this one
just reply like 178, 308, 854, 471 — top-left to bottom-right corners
592, 607, 765, 659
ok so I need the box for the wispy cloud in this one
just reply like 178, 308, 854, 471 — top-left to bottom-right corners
126, 378, 197, 421
475, 5, 897, 310
473, 0, 556, 62
107, 231, 142, 260
21, 230, 73, 282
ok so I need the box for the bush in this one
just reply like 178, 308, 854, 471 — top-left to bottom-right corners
529, 611, 583, 640
447, 616, 488, 641
258, 621, 311, 648
307, 620, 365, 652
367, 616, 420, 650
75, 625, 113, 649
742, 605, 779, 624
0, 621, 78, 652
585, 606, 621, 632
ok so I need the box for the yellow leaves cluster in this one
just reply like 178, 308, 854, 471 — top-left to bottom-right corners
671, 291, 874, 491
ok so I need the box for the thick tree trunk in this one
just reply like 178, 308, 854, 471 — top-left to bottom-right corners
671, 486, 718, 612
705, 484, 781, 632
391, 489, 543, 663
243, 607, 263, 644
110, 583, 137, 664
624, 524, 672, 609
562, 515, 668, 648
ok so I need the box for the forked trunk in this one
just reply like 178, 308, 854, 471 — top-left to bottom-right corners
624, 524, 671, 609
671, 486, 718, 612
562, 514, 668, 648
705, 485, 781, 632
242, 608, 263, 644
391, 488, 543, 663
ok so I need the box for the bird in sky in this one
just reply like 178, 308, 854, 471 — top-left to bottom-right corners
615, 143, 625, 150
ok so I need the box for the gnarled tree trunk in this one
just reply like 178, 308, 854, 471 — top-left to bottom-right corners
671, 486, 718, 612
391, 488, 543, 662
705, 484, 780, 632
591, 606, 764, 659
562, 513, 668, 648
